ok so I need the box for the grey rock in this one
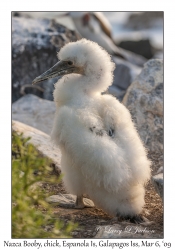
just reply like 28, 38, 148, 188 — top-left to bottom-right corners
12, 16, 81, 102
151, 173, 163, 199
107, 86, 126, 101
46, 194, 94, 208
125, 12, 163, 30
116, 46, 147, 67
12, 94, 55, 134
12, 120, 61, 171
113, 56, 142, 89
107, 56, 142, 101
123, 59, 163, 153
95, 222, 163, 238
118, 39, 153, 59
12, 16, 143, 103
154, 51, 163, 59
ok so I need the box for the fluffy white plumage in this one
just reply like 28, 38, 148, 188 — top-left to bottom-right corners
50, 39, 151, 217
33, 38, 151, 219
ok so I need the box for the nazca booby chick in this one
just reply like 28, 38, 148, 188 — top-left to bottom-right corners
32, 39, 151, 222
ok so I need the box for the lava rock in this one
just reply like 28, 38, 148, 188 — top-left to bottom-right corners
12, 94, 56, 134
123, 59, 163, 153
12, 16, 81, 102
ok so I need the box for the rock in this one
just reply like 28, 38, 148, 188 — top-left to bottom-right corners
71, 232, 78, 236
46, 194, 94, 208
113, 57, 142, 89
95, 222, 163, 238
106, 56, 142, 101
151, 173, 163, 199
123, 59, 163, 153
12, 15, 143, 103
117, 46, 147, 67
118, 39, 153, 59
154, 51, 163, 59
107, 86, 126, 102
12, 16, 81, 102
12, 120, 61, 171
12, 94, 55, 134
125, 12, 163, 30
119, 12, 163, 56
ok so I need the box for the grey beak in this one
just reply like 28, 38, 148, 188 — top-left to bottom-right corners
32, 61, 74, 85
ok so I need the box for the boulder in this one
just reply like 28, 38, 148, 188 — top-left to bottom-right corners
123, 59, 163, 153
12, 16, 81, 102
12, 94, 56, 135
12, 120, 61, 172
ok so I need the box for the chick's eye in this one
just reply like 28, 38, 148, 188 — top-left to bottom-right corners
67, 61, 73, 65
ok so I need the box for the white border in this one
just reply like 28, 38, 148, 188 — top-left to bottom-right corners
1, 1, 175, 248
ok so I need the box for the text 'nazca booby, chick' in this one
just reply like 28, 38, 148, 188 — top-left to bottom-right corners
32, 38, 151, 223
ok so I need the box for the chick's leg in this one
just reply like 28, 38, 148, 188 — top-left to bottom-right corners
74, 195, 85, 209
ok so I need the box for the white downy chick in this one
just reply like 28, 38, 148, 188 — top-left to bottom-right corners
33, 39, 151, 223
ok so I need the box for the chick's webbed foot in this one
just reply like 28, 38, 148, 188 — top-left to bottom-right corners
74, 195, 85, 209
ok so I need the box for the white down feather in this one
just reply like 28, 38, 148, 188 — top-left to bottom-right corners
51, 39, 151, 216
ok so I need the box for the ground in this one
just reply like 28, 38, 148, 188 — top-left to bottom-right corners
41, 151, 163, 238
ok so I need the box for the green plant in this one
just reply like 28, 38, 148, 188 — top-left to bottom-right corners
12, 131, 76, 238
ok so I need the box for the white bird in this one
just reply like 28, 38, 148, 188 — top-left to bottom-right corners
32, 39, 151, 223
67, 12, 147, 67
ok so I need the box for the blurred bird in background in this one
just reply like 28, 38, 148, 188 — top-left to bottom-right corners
66, 12, 147, 67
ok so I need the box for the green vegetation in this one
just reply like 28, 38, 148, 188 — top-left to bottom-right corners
12, 131, 76, 238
